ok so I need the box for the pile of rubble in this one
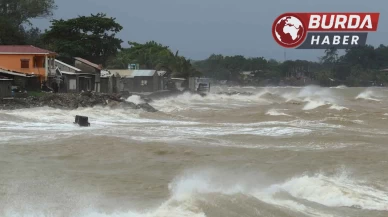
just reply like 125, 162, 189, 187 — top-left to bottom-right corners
216, 91, 254, 96
0, 91, 157, 112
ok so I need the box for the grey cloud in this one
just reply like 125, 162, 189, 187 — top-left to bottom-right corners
32, 0, 388, 61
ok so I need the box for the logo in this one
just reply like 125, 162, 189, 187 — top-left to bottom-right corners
272, 13, 380, 49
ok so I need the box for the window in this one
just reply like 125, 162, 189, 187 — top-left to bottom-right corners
21, 59, 30, 68
141, 80, 148, 86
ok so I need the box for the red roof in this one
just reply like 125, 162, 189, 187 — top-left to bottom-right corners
0, 45, 56, 55
74, 57, 102, 70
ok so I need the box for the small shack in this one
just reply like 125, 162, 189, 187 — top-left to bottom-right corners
100, 70, 116, 94
48, 60, 82, 93
107, 69, 133, 93
132, 70, 159, 92
74, 57, 102, 92
0, 78, 12, 99
0, 68, 40, 91
108, 69, 162, 93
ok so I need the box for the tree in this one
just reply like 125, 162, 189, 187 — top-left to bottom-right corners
320, 47, 338, 65
0, 0, 56, 26
42, 13, 123, 66
0, 17, 25, 44
0, 0, 56, 45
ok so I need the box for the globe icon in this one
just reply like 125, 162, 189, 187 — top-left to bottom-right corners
274, 15, 305, 47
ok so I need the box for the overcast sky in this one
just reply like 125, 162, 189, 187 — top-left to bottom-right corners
33, 0, 387, 61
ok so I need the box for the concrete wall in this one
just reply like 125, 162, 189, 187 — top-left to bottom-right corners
133, 76, 154, 92
100, 78, 109, 93
120, 78, 134, 92
153, 73, 159, 91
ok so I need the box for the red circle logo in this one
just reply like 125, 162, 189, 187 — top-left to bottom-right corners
272, 13, 307, 48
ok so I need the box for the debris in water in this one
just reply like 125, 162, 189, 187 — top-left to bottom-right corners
74, 115, 90, 127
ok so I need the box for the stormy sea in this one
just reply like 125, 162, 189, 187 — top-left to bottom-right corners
0, 85, 387, 217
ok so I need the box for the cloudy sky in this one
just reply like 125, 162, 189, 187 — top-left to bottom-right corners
33, 0, 387, 61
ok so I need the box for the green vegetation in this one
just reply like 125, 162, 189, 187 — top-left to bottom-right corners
0, 0, 56, 45
28, 91, 46, 97
42, 13, 123, 66
0, 0, 387, 86
193, 46, 388, 86
107, 41, 200, 78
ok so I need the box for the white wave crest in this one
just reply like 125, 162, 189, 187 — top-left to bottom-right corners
331, 85, 347, 89
126, 95, 145, 104
329, 104, 348, 111
270, 171, 388, 211
169, 168, 388, 213
266, 109, 291, 116
303, 99, 327, 110
355, 89, 381, 102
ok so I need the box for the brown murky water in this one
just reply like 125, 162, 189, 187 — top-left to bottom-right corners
0, 85, 388, 217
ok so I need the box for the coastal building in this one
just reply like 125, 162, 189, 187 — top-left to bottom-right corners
100, 70, 116, 94
0, 68, 41, 91
47, 59, 82, 93
108, 69, 163, 93
0, 45, 57, 81
74, 57, 102, 92
107, 69, 134, 93
48, 59, 109, 93
131, 70, 160, 92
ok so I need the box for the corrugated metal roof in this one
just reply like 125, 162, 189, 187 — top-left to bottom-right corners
0, 68, 27, 77
108, 69, 157, 78
109, 69, 134, 78
131, 70, 156, 77
74, 57, 102, 70
55, 59, 81, 71
0, 45, 56, 54
60, 71, 76, 75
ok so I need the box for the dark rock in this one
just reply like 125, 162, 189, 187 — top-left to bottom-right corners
217, 91, 253, 96
138, 103, 158, 112
119, 91, 131, 99
80, 91, 93, 97
0, 92, 158, 112
141, 97, 153, 103
120, 101, 140, 109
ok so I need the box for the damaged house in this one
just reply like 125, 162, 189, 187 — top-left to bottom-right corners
74, 57, 102, 92
47, 58, 104, 93
48, 59, 82, 93
109, 69, 163, 93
